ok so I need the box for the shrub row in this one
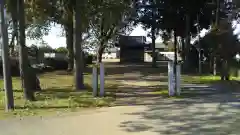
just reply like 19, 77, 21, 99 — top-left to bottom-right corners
0, 55, 93, 76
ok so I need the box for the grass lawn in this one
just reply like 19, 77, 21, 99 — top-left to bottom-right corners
0, 71, 117, 119
0, 63, 239, 119
148, 89, 206, 99
183, 75, 240, 84
150, 75, 240, 98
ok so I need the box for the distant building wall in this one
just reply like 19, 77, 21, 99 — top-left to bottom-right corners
144, 52, 152, 62
120, 47, 145, 63
118, 36, 148, 63
144, 51, 182, 62
44, 53, 67, 60
102, 52, 117, 59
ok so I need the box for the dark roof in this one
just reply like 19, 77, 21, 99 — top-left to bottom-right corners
116, 36, 148, 47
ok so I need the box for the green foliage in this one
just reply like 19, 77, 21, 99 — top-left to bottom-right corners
134, 0, 215, 38
55, 47, 68, 54
200, 21, 240, 59
24, 0, 52, 39
28, 45, 39, 56
38, 44, 54, 53
0, 74, 115, 118
5, 0, 53, 40
50, 0, 93, 33
26, 23, 51, 40
89, 0, 134, 45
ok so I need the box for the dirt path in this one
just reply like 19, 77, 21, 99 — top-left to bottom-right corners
0, 90, 239, 135
0, 63, 239, 135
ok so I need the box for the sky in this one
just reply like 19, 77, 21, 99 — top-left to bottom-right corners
26, 22, 240, 49
233, 20, 240, 36
26, 24, 65, 48
26, 24, 158, 48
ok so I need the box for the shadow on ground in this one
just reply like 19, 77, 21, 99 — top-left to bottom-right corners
98, 62, 240, 134
118, 83, 240, 135
85, 62, 169, 76
39, 62, 239, 134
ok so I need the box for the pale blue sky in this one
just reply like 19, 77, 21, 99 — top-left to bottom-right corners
26, 22, 240, 49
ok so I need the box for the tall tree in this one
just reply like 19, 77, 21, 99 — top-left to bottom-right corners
1, 0, 14, 111
61, 0, 74, 71
134, 0, 160, 67
51, 0, 92, 71
17, 0, 43, 100
18, 0, 35, 100
214, 0, 240, 80
73, 0, 85, 89
151, 0, 157, 67
89, 0, 134, 63
6, 0, 51, 57
134, 0, 218, 92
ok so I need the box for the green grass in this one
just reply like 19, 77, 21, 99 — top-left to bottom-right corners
150, 75, 240, 98
183, 75, 240, 84
0, 72, 117, 119
183, 75, 220, 84
148, 89, 200, 99
1, 67, 239, 118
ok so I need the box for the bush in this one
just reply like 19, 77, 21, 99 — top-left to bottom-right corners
42, 53, 92, 70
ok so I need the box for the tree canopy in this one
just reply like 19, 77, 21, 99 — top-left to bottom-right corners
88, 0, 135, 62
134, 0, 216, 38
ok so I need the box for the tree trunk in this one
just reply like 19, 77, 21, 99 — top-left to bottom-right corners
220, 59, 230, 80
180, 36, 185, 59
209, 53, 213, 74
65, 23, 74, 71
35, 48, 39, 63
174, 30, 178, 95
151, 3, 157, 68
98, 16, 105, 64
65, 1, 74, 71
209, 57, 212, 74
9, 31, 17, 56
215, 0, 220, 27
213, 56, 217, 75
10, 0, 23, 87
196, 14, 202, 74
0, 0, 14, 110
73, 0, 84, 90
97, 41, 105, 63
8, 0, 18, 56
18, 0, 40, 101
151, 27, 156, 67
184, 14, 191, 71
213, 0, 219, 76
97, 52, 103, 63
